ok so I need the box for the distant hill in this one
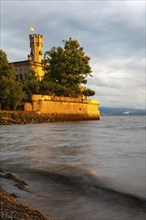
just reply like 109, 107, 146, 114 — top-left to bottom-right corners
99, 107, 146, 116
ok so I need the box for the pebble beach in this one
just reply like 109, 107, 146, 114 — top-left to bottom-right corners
0, 169, 54, 220
0, 187, 52, 220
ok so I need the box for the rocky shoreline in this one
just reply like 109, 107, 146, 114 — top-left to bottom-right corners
0, 111, 54, 125
0, 169, 54, 220
0, 187, 52, 220
0, 110, 99, 125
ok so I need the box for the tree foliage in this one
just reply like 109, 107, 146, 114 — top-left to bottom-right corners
21, 70, 40, 95
0, 38, 96, 110
0, 49, 24, 110
41, 38, 95, 97
83, 88, 95, 97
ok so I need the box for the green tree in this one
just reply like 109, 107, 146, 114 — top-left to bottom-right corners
21, 70, 40, 95
83, 88, 95, 97
41, 38, 95, 97
0, 49, 24, 110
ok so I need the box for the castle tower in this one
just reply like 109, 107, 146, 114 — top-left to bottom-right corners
11, 33, 45, 81
28, 34, 43, 63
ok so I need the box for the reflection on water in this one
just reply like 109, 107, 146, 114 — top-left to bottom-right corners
1, 117, 146, 220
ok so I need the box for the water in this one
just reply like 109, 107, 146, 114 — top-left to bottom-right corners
1, 116, 146, 220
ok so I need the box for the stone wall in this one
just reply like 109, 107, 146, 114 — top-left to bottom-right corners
24, 94, 100, 120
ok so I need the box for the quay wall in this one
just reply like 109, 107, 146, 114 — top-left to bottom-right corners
24, 95, 100, 120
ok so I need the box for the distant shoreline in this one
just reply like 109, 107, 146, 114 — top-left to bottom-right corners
99, 107, 146, 116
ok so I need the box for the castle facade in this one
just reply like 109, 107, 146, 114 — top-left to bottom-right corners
11, 34, 44, 80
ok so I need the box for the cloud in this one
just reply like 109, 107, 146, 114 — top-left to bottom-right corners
88, 54, 145, 108
1, 0, 145, 108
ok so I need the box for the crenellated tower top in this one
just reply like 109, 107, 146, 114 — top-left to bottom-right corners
28, 34, 43, 63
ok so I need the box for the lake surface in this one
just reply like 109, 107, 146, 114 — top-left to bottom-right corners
1, 116, 146, 220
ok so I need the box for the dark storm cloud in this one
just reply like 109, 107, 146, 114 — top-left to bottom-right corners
1, 0, 145, 108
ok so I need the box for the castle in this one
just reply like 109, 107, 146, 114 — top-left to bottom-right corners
11, 34, 44, 80
11, 34, 100, 120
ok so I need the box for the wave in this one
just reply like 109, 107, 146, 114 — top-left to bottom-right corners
29, 164, 146, 211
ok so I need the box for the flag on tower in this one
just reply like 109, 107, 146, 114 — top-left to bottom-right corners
29, 27, 34, 32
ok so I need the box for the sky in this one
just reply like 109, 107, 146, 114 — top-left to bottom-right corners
1, 0, 145, 109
